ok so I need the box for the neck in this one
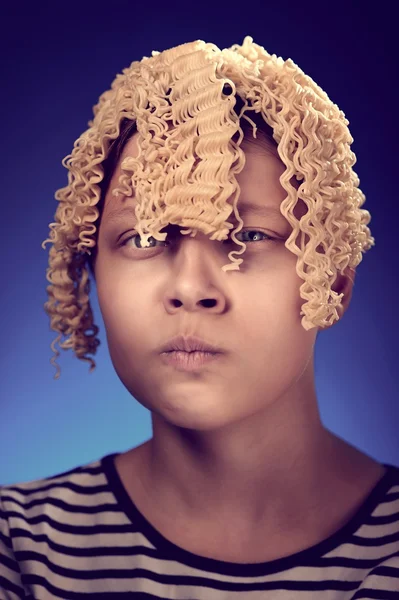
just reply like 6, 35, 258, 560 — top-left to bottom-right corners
139, 383, 349, 532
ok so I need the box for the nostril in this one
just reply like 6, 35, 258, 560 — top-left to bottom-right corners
201, 299, 217, 308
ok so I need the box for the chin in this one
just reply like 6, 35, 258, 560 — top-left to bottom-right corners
153, 401, 245, 433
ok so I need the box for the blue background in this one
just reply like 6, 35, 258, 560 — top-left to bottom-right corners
1, 1, 398, 485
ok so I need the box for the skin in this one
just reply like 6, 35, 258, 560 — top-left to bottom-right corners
94, 131, 385, 562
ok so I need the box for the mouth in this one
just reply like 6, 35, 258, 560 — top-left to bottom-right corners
160, 349, 222, 371
162, 349, 219, 354
160, 335, 224, 354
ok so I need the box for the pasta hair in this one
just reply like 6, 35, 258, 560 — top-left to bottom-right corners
41, 36, 374, 380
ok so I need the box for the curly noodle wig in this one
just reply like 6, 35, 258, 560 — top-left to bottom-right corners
41, 36, 374, 379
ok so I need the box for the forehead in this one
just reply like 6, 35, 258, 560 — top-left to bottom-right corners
103, 131, 304, 221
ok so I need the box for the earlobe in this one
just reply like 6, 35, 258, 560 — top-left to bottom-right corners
317, 267, 356, 333
335, 266, 356, 311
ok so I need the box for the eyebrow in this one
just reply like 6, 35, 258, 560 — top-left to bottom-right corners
105, 205, 139, 225
235, 202, 285, 219
104, 202, 285, 224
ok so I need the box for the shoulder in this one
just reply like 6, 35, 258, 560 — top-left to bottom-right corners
359, 552, 399, 591
0, 454, 108, 520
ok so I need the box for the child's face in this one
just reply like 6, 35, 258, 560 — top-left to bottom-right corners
95, 132, 318, 430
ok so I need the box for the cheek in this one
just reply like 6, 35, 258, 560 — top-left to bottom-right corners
242, 258, 303, 319
97, 284, 152, 395
98, 283, 149, 343
234, 265, 314, 363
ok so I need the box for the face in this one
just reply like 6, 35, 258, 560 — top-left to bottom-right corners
95, 131, 318, 431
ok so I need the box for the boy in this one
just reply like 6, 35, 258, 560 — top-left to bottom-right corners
1, 36, 398, 598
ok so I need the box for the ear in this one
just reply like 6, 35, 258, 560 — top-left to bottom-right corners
319, 266, 356, 331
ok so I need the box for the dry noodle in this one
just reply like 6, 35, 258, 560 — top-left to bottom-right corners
41, 36, 374, 379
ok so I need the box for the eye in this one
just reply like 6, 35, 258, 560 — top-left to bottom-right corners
120, 234, 166, 249
224, 230, 276, 244
119, 228, 277, 249
119, 226, 177, 249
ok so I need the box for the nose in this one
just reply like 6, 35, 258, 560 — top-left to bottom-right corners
164, 230, 229, 314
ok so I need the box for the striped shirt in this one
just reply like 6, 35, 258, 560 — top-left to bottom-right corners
1, 452, 399, 599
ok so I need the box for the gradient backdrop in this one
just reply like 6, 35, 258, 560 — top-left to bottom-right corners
1, 1, 398, 485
